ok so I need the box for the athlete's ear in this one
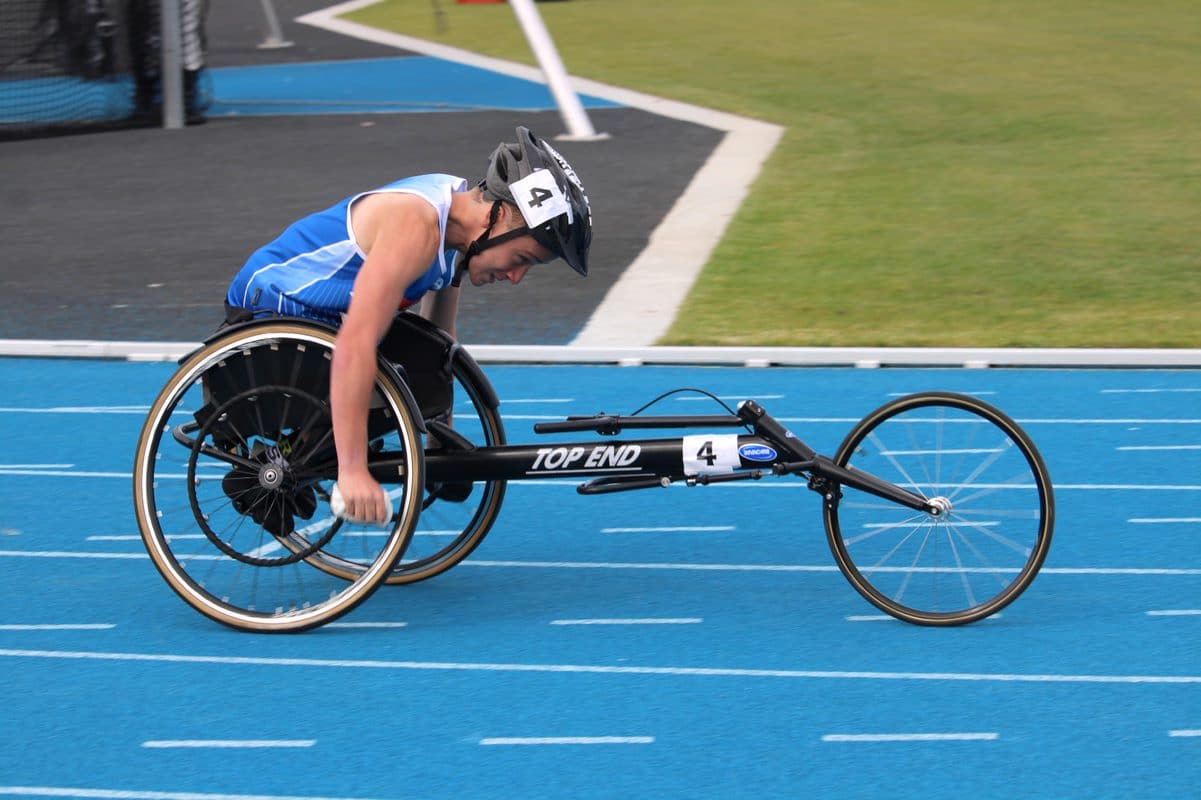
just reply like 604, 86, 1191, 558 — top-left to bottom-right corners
498, 201, 524, 230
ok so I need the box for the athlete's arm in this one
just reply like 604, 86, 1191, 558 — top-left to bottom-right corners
331, 194, 441, 524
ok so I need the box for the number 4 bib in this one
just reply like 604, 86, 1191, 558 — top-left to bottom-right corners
682, 434, 741, 476
510, 169, 573, 228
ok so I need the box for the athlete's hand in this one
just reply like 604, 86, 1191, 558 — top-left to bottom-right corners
332, 470, 392, 525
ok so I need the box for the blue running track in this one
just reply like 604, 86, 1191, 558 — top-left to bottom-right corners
0, 359, 1198, 799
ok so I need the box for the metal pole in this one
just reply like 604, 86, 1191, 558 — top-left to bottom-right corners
258, 0, 294, 49
160, 0, 184, 129
506, 0, 605, 141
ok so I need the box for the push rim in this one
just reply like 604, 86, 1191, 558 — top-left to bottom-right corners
132, 323, 424, 632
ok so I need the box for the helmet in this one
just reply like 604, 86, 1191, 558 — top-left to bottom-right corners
480, 126, 592, 276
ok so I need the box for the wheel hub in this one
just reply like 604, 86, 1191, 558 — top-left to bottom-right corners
927, 496, 953, 517
257, 444, 291, 490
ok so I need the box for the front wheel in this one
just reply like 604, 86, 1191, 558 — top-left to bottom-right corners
823, 392, 1054, 625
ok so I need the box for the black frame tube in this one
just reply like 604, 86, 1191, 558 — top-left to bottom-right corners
174, 405, 934, 514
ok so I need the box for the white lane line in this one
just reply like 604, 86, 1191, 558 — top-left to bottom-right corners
788, 417, 1201, 425
305, 530, 459, 539
497, 398, 575, 404
0, 551, 148, 560
480, 736, 653, 746
1012, 419, 1201, 424
142, 740, 315, 749
0, 470, 131, 478
888, 392, 996, 397
879, 448, 1003, 455
1102, 388, 1201, 394
464, 561, 1201, 577
0, 789, 380, 800
823, 733, 998, 742
0, 624, 114, 631
0, 464, 74, 469
1146, 610, 1201, 616
3, 551, 1201, 575
0, 406, 150, 414
1117, 445, 1201, 451
601, 526, 735, 533
550, 618, 703, 626
244, 516, 341, 559
326, 622, 408, 629
863, 521, 998, 529
1169, 730, 1201, 737
1129, 518, 1201, 524
3, 648, 1199, 685
87, 535, 204, 542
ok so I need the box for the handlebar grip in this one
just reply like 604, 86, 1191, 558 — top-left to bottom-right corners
533, 416, 621, 434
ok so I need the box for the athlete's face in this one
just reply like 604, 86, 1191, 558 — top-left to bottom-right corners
466, 232, 554, 287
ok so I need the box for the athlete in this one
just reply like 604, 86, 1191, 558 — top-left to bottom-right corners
225, 127, 592, 525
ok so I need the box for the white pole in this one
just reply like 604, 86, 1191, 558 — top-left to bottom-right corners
258, 0, 295, 49
506, 0, 606, 141
159, 0, 184, 129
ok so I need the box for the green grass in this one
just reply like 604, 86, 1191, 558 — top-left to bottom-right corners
348, 0, 1201, 346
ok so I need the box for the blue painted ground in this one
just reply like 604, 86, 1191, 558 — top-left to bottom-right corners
0, 57, 619, 124
0, 359, 1198, 799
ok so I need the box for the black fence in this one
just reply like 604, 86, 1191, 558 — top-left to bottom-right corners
1, 0, 207, 140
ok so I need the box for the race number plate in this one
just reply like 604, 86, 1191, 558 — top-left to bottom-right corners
510, 169, 572, 228
682, 434, 741, 476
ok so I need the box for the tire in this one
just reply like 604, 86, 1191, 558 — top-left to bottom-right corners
132, 322, 425, 633
823, 392, 1054, 625
385, 355, 507, 583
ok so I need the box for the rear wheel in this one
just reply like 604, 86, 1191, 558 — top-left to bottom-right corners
387, 355, 506, 583
133, 322, 425, 632
275, 351, 508, 585
823, 392, 1054, 625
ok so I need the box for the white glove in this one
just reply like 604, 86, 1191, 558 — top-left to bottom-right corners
329, 482, 392, 523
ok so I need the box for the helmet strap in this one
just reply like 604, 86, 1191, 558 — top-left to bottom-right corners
452, 201, 531, 287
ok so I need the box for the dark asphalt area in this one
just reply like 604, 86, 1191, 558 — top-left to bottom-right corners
0, 0, 721, 344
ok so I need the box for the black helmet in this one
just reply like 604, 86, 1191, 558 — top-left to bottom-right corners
479, 126, 592, 276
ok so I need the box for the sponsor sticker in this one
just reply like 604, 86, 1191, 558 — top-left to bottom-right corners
738, 443, 778, 462
529, 444, 642, 473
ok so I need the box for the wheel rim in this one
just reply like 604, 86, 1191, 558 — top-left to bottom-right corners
133, 325, 423, 632
825, 393, 1054, 625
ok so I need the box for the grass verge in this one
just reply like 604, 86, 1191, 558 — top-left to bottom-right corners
348, 0, 1201, 347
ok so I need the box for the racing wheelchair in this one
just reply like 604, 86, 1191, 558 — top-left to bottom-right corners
133, 315, 1055, 633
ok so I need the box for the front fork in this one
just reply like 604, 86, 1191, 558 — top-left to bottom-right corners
737, 400, 935, 515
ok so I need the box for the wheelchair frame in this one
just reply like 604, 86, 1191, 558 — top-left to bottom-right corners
134, 317, 1055, 633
